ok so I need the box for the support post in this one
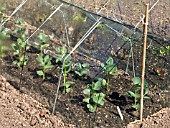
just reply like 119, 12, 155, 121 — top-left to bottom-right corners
140, 4, 149, 121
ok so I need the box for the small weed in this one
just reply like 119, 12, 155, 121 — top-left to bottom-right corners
73, 12, 86, 22
127, 77, 149, 110
101, 57, 117, 91
83, 78, 106, 112
159, 46, 170, 56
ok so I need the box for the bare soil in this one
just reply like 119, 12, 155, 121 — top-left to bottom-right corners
0, 75, 75, 128
127, 108, 170, 128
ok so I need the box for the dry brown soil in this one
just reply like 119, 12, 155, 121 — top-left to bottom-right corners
0, 75, 75, 128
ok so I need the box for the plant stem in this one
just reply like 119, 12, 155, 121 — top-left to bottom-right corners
63, 72, 66, 93
134, 91, 137, 106
43, 68, 45, 80
106, 74, 110, 92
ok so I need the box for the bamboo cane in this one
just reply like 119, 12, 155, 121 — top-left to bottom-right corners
140, 4, 149, 121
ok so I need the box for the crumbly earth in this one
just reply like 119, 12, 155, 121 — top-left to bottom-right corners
0, 75, 75, 128
0, 72, 169, 128
127, 108, 170, 128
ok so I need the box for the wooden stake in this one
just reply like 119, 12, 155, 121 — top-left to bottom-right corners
140, 4, 149, 121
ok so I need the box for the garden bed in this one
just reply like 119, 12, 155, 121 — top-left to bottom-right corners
0, 0, 170, 128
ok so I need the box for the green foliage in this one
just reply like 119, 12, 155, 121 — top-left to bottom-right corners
101, 57, 117, 91
63, 81, 74, 93
96, 24, 106, 30
83, 78, 106, 112
36, 54, 54, 80
159, 46, 170, 56
55, 46, 67, 63
127, 77, 149, 110
12, 34, 29, 68
55, 46, 73, 94
35, 33, 50, 56
13, 19, 26, 35
0, 28, 10, 58
13, 18, 24, 25
73, 13, 86, 22
75, 63, 90, 77
38, 33, 50, 43
62, 55, 73, 93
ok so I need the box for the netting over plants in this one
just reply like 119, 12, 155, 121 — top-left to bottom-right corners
0, 0, 169, 127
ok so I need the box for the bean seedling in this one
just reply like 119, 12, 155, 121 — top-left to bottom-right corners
12, 34, 29, 68
62, 55, 73, 93
35, 33, 50, 56
83, 78, 106, 112
101, 57, 117, 92
128, 77, 149, 110
55, 46, 67, 64
63, 81, 75, 93
36, 54, 54, 80
75, 62, 90, 77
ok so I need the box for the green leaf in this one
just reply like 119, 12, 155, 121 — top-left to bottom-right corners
93, 82, 102, 91
41, 44, 49, 49
98, 100, 104, 106
66, 81, 74, 85
44, 55, 50, 62
44, 64, 54, 69
134, 84, 141, 89
36, 70, 44, 76
12, 44, 18, 50
13, 19, 23, 25
83, 98, 90, 103
127, 91, 135, 97
92, 93, 105, 104
144, 88, 149, 95
132, 77, 141, 85
134, 93, 140, 98
38, 33, 50, 43
64, 81, 74, 88
64, 64, 71, 73
144, 81, 148, 87
13, 60, 18, 65
82, 63, 89, 68
99, 78, 106, 86
83, 89, 90, 95
109, 66, 117, 75
37, 55, 44, 63
17, 38, 23, 46
106, 57, 113, 65
81, 70, 89, 75
132, 104, 140, 110
144, 96, 150, 99
100, 63, 105, 68
75, 71, 82, 76
87, 104, 96, 112
66, 88, 71, 93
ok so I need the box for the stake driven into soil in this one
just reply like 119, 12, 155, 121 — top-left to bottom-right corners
140, 4, 149, 121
